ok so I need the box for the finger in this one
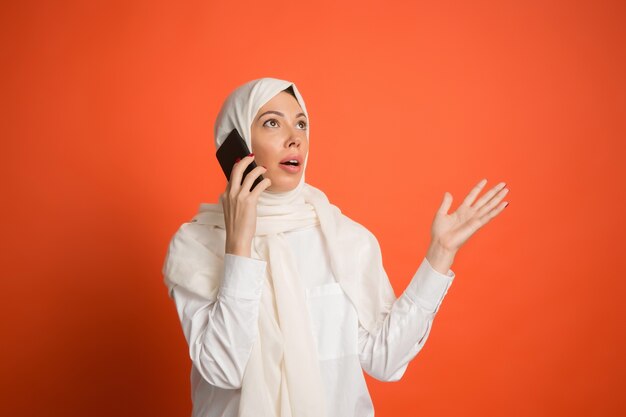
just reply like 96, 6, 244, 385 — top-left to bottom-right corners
437, 192, 453, 216
249, 177, 273, 199
229, 154, 255, 183
221, 192, 231, 211
461, 178, 488, 207
473, 181, 507, 210
229, 154, 255, 194
478, 199, 509, 225
476, 187, 509, 218
240, 165, 267, 193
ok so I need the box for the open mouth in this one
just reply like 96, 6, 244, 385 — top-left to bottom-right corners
279, 159, 301, 173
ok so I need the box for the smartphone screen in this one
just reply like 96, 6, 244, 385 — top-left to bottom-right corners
215, 129, 265, 191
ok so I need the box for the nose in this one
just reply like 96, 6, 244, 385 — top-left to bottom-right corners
285, 127, 305, 149
287, 137, 301, 148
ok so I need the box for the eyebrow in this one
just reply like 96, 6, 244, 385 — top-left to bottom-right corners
256, 110, 307, 121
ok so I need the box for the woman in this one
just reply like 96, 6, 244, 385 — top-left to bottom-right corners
162, 77, 510, 417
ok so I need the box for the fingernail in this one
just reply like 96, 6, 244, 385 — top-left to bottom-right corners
261, 165, 266, 169
234, 157, 241, 163
248, 153, 254, 157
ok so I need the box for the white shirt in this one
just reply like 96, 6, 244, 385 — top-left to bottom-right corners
169, 222, 455, 417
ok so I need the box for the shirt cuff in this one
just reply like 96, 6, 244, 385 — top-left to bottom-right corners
219, 253, 267, 300
404, 257, 455, 313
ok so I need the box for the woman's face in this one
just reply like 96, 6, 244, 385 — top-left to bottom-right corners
250, 91, 309, 193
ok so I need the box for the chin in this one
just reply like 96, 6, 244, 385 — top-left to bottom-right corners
267, 178, 301, 193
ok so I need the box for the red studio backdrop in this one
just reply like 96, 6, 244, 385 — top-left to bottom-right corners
2, 1, 625, 416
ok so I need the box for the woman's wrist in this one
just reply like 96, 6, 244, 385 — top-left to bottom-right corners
425, 241, 456, 275
225, 240, 252, 258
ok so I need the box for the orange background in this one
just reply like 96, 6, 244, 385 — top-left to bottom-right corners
2, 0, 625, 416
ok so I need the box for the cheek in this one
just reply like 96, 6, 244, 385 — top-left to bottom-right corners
250, 134, 270, 157
253, 142, 279, 165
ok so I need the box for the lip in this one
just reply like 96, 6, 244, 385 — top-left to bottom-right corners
279, 154, 302, 165
278, 154, 302, 174
279, 163, 301, 173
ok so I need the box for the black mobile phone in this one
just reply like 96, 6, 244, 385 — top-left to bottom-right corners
215, 128, 265, 191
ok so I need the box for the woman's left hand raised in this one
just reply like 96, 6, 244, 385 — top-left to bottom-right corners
425, 179, 509, 274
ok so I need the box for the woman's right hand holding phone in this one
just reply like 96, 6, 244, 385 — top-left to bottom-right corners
221, 154, 272, 258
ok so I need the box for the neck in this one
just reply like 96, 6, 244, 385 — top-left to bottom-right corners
258, 176, 306, 206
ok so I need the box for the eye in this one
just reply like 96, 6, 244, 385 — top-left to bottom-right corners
297, 120, 308, 130
263, 118, 279, 128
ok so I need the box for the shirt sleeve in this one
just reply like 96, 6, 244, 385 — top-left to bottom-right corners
358, 256, 454, 381
170, 253, 267, 389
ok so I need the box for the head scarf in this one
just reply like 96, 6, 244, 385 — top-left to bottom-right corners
162, 77, 397, 417
213, 78, 310, 206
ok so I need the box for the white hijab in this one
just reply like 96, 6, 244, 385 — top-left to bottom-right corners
162, 77, 396, 417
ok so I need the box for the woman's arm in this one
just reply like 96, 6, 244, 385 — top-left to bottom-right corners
166, 154, 269, 389
358, 257, 454, 381
170, 254, 266, 390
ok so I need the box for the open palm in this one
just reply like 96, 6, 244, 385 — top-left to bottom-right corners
431, 179, 509, 252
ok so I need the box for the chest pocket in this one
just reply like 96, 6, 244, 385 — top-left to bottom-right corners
305, 283, 359, 361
